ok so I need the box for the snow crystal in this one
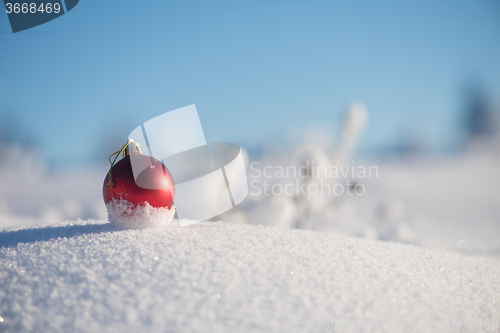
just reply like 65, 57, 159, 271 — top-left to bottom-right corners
106, 198, 175, 229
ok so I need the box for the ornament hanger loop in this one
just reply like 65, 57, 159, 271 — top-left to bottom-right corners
107, 139, 133, 188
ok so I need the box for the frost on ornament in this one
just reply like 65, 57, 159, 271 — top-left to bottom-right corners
106, 198, 176, 229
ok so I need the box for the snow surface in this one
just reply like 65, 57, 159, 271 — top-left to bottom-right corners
1, 219, 499, 333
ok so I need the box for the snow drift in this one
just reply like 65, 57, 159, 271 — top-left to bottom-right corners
0, 220, 498, 333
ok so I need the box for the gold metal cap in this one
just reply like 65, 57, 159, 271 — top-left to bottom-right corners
123, 140, 142, 157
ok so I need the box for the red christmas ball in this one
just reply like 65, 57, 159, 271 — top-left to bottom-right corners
103, 155, 175, 209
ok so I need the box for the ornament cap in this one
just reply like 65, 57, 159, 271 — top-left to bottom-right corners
123, 139, 142, 157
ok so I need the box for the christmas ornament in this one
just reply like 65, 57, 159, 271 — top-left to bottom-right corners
103, 140, 176, 229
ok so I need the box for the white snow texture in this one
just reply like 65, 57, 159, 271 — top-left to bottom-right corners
0, 219, 499, 333
106, 198, 175, 229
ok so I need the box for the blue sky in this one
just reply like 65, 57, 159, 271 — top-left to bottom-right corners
1, 0, 499, 165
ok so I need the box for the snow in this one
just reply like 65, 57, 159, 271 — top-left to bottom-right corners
106, 198, 176, 229
1, 219, 499, 333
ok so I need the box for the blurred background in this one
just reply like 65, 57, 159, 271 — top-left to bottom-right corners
1, 0, 499, 253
